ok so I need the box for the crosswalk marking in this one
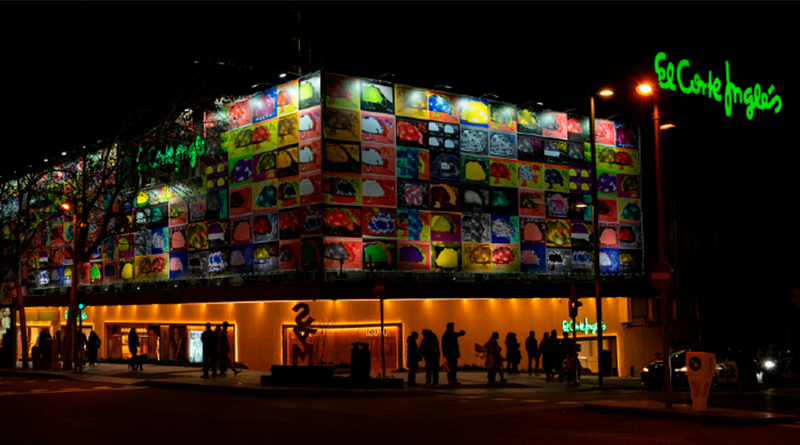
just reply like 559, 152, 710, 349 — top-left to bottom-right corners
555, 401, 582, 405
778, 422, 800, 429
523, 399, 546, 403
492, 398, 514, 401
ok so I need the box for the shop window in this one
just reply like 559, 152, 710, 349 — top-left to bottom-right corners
283, 323, 401, 374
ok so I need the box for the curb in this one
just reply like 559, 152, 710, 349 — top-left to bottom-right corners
584, 402, 800, 425
0, 370, 71, 380
135, 379, 436, 398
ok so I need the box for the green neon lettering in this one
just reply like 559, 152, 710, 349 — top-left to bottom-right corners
561, 318, 606, 335
655, 52, 669, 89
724, 60, 743, 118
656, 54, 780, 119
767, 85, 782, 113
709, 72, 722, 102
677, 59, 692, 94
64, 310, 88, 320
137, 137, 206, 172
693, 73, 707, 96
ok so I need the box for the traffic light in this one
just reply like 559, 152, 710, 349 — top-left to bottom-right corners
569, 296, 582, 319
77, 290, 86, 311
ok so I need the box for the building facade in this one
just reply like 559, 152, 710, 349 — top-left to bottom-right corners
6, 71, 658, 375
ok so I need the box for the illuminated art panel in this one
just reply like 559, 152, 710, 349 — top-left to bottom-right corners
25, 71, 644, 291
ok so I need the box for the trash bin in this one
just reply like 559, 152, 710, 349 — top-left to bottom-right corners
602, 350, 612, 377
32, 346, 42, 371
350, 342, 370, 380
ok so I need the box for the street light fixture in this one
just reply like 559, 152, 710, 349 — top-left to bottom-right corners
588, 87, 614, 386
61, 200, 83, 373
637, 82, 675, 409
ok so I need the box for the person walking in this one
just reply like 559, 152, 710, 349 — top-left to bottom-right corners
216, 322, 240, 376
214, 325, 225, 375
128, 328, 142, 371
441, 322, 466, 385
86, 331, 100, 366
540, 331, 554, 381
419, 329, 440, 387
505, 332, 521, 374
485, 332, 504, 384
406, 331, 421, 387
200, 322, 218, 378
525, 331, 539, 375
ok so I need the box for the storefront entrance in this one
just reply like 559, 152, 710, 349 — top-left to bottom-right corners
575, 336, 617, 376
105, 323, 235, 363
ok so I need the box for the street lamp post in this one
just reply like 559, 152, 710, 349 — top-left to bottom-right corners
62, 201, 80, 372
637, 83, 672, 409
588, 88, 613, 387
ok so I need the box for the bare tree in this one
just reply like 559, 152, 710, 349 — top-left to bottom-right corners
2, 69, 238, 370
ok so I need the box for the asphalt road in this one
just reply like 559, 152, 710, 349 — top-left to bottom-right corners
2, 375, 799, 444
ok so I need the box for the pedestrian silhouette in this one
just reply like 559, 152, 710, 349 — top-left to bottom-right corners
419, 329, 440, 387
128, 328, 142, 371
86, 331, 100, 366
505, 332, 521, 374
216, 322, 240, 376
201, 322, 218, 378
406, 331, 421, 387
525, 331, 539, 375
541, 332, 555, 381
485, 332, 505, 384
441, 322, 466, 385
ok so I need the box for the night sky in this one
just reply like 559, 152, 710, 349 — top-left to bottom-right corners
4, 5, 798, 343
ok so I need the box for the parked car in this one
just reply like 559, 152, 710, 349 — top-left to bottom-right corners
761, 350, 799, 388
641, 348, 758, 389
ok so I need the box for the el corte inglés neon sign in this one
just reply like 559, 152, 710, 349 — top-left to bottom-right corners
562, 318, 607, 335
138, 135, 206, 172
655, 52, 782, 120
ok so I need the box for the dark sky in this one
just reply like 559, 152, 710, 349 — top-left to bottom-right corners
6, 5, 795, 206
4, 5, 797, 342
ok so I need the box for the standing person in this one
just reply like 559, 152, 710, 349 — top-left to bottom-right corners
80, 332, 88, 367
406, 331, 421, 387
441, 322, 466, 385
551, 329, 564, 381
419, 329, 440, 387
525, 331, 539, 375
128, 328, 141, 371
215, 325, 226, 375
86, 331, 100, 367
540, 332, 554, 381
505, 332, 521, 374
485, 332, 504, 384
200, 323, 218, 379
216, 322, 240, 376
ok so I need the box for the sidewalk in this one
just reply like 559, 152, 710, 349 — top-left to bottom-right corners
1, 362, 640, 397
584, 399, 800, 425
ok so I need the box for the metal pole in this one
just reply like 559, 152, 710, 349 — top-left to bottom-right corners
67, 212, 77, 371
653, 100, 672, 409
77, 306, 84, 374
589, 93, 604, 387
380, 297, 386, 379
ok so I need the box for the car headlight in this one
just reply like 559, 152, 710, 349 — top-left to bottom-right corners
677, 367, 687, 372
642, 367, 649, 372
764, 361, 776, 370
